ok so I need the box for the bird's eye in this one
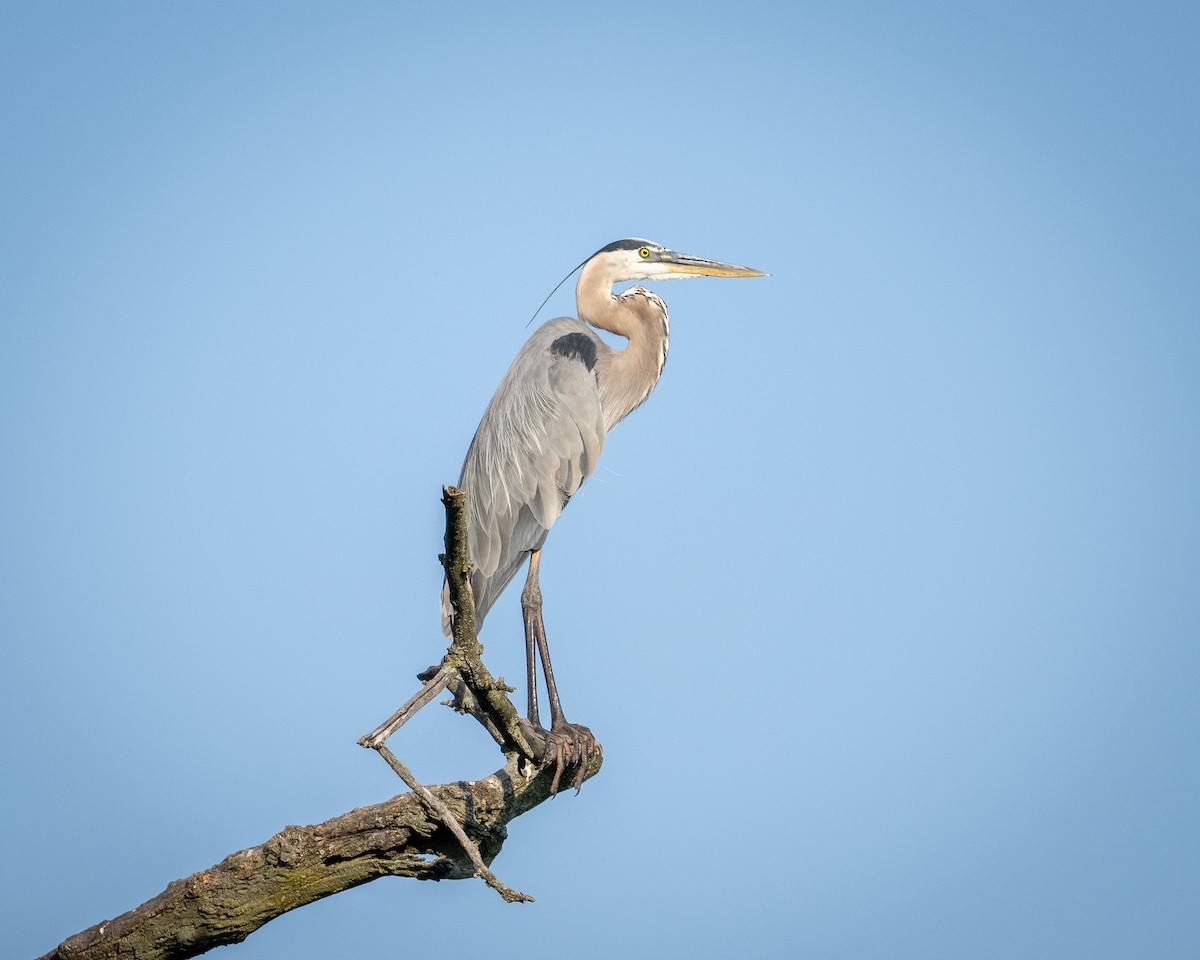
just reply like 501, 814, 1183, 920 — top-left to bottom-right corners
638, 247, 650, 258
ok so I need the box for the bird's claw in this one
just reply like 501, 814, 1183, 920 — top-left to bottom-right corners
521, 719, 597, 795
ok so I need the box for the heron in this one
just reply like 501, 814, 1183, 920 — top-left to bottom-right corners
443, 238, 765, 792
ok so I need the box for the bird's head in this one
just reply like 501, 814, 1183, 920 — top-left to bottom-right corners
570, 238, 766, 336
587, 238, 767, 285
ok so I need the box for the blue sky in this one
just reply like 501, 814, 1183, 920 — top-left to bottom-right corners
3, 2, 1198, 957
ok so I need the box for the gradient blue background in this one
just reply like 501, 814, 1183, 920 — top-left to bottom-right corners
4, 3, 1198, 957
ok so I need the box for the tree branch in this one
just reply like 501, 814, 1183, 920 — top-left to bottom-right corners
36, 487, 601, 960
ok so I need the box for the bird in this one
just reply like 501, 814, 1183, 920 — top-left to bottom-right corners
442, 238, 765, 791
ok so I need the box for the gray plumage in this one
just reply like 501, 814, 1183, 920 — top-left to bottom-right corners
450, 316, 608, 629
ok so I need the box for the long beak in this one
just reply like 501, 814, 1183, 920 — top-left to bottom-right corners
663, 251, 768, 278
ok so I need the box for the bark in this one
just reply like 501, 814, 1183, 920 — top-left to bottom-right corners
36, 487, 601, 960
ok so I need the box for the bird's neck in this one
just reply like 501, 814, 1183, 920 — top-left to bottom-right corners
578, 277, 670, 431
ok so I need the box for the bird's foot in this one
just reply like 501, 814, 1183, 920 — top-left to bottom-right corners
520, 718, 598, 795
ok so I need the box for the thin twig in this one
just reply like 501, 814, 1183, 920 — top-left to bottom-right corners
358, 663, 454, 748
374, 746, 533, 904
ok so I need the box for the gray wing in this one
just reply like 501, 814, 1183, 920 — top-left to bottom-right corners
441, 317, 607, 635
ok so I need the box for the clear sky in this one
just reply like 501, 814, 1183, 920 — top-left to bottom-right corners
3, 2, 1198, 957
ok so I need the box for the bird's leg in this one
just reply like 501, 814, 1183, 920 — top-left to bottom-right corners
520, 549, 596, 794
521, 555, 542, 728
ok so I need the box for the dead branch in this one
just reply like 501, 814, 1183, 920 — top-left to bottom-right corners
36, 487, 602, 960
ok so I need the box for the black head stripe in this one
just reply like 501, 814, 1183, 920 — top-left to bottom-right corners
594, 238, 656, 256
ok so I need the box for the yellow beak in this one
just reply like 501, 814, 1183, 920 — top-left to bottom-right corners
662, 252, 768, 278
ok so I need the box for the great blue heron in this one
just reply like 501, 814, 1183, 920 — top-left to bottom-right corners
443, 238, 765, 791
